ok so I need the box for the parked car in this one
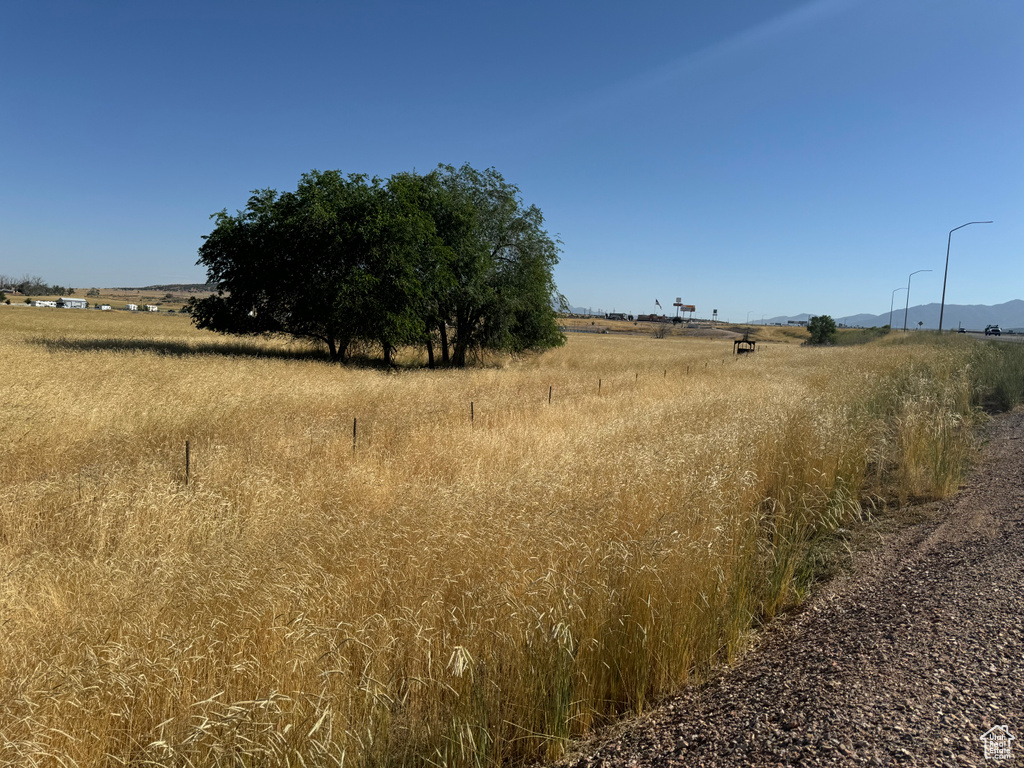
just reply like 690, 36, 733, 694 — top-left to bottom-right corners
957, 327, 966, 333
985, 325, 1002, 336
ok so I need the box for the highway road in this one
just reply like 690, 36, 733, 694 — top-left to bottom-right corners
959, 330, 1024, 342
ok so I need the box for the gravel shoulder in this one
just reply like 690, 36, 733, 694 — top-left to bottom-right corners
556, 408, 1024, 767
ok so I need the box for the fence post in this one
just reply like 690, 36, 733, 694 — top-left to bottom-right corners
548, 386, 552, 404
185, 440, 190, 486
353, 418, 357, 451
471, 401, 474, 425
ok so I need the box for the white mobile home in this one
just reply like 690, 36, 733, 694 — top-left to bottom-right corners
145, 305, 158, 312
57, 297, 87, 308
126, 304, 138, 311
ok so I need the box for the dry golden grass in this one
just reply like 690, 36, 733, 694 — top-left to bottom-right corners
557, 316, 809, 345
0, 308, 982, 767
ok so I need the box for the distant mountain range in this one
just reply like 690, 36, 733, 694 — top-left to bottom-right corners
566, 304, 620, 316
564, 300, 1024, 332
764, 300, 1024, 331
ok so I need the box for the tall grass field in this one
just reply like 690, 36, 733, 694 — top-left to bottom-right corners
2, 308, 1021, 767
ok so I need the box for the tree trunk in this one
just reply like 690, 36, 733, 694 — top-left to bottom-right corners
452, 310, 475, 368
327, 335, 350, 363
426, 336, 435, 369
438, 322, 450, 366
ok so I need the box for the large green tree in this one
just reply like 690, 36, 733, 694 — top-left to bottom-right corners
190, 172, 380, 361
807, 314, 838, 345
189, 165, 565, 366
427, 164, 566, 366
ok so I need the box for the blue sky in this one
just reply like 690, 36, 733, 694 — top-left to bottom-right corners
2, 1, 1020, 322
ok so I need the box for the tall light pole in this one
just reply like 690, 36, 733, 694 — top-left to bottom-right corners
903, 270, 932, 332
938, 221, 993, 332
889, 287, 906, 329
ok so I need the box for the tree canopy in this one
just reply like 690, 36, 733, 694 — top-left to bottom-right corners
189, 165, 566, 366
807, 314, 838, 345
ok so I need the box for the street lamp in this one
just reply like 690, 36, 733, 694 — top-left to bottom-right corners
889, 287, 906, 329
903, 270, 932, 332
938, 221, 993, 332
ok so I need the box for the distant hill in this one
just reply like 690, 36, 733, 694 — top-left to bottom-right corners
115, 283, 214, 292
764, 300, 1024, 332
564, 304, 613, 316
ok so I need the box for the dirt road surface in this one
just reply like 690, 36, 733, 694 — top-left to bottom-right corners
557, 409, 1024, 767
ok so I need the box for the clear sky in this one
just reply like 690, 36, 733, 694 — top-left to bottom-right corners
2, 1, 1020, 322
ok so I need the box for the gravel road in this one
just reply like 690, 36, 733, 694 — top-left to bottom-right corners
557, 409, 1024, 767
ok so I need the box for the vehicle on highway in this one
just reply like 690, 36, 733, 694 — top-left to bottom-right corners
958, 327, 966, 333
985, 324, 1002, 336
